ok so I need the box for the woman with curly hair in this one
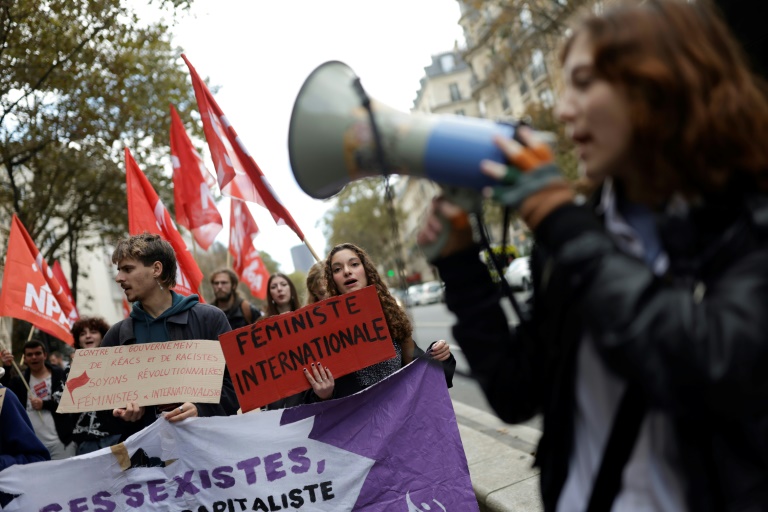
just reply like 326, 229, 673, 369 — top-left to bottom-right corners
305, 261, 327, 304
69, 317, 124, 455
304, 242, 453, 402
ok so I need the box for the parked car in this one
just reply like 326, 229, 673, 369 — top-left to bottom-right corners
504, 256, 532, 291
406, 284, 424, 307
418, 281, 445, 305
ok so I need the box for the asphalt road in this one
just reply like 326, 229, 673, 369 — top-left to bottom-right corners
409, 295, 528, 415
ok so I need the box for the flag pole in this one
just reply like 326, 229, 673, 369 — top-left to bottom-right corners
303, 239, 321, 263
0, 318, 42, 420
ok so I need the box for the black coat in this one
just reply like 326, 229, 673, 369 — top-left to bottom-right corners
435, 193, 768, 511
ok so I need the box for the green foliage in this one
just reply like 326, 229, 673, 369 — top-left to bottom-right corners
0, 0, 203, 307
321, 178, 406, 273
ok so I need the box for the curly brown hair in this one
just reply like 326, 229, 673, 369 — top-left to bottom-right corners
305, 261, 327, 304
562, 0, 768, 202
71, 316, 111, 349
325, 243, 413, 346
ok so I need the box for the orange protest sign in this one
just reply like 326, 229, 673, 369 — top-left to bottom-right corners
220, 286, 396, 412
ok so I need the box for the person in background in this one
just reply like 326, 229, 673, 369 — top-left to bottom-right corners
263, 272, 300, 316
305, 261, 327, 304
69, 316, 124, 455
210, 268, 262, 331
1, 341, 75, 460
260, 273, 305, 410
417, 1, 768, 509
47, 351, 65, 370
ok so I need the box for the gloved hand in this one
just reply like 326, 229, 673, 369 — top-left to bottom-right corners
417, 193, 476, 262
481, 127, 574, 228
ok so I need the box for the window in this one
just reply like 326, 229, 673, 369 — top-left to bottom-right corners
530, 49, 546, 81
455, 109, 466, 116
520, 4, 532, 28
440, 54, 456, 73
449, 83, 462, 101
539, 88, 555, 108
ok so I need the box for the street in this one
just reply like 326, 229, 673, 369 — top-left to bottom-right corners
409, 294, 529, 414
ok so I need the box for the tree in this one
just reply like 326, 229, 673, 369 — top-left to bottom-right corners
0, 0, 203, 306
321, 178, 406, 275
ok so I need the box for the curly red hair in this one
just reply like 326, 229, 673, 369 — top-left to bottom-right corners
563, 0, 768, 201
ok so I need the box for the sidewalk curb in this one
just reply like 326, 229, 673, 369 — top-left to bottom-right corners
452, 401, 544, 511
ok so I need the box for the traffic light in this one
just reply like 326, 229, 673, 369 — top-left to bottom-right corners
387, 269, 395, 278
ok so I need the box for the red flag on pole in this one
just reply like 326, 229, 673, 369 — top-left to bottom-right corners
125, 147, 204, 299
230, 199, 270, 300
52, 260, 80, 322
0, 215, 76, 345
182, 54, 305, 241
170, 104, 223, 250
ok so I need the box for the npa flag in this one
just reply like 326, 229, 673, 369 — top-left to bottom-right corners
0, 359, 478, 511
125, 148, 204, 299
0, 215, 76, 345
170, 104, 223, 250
230, 199, 270, 300
52, 260, 80, 322
182, 54, 305, 241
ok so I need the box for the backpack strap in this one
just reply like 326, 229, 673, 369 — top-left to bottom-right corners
240, 300, 253, 325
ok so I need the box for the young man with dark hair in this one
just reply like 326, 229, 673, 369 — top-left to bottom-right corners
1, 341, 75, 459
210, 268, 262, 330
102, 233, 238, 437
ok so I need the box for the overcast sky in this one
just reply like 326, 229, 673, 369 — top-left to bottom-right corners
140, 0, 465, 272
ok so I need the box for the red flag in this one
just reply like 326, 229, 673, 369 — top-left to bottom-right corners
125, 148, 204, 299
66, 370, 90, 401
170, 105, 223, 250
0, 215, 76, 344
230, 199, 270, 300
52, 260, 80, 322
182, 54, 305, 241
122, 298, 131, 319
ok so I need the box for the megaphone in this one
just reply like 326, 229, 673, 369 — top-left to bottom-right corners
288, 61, 518, 200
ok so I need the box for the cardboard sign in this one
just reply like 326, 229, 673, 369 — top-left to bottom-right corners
220, 286, 396, 412
57, 340, 226, 413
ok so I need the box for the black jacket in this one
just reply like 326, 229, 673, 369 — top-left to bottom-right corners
220, 297, 262, 331
435, 193, 768, 511
102, 302, 239, 434
4, 363, 75, 447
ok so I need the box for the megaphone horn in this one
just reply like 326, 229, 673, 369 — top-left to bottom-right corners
288, 61, 518, 200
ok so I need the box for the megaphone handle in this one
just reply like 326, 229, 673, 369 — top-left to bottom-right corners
352, 77, 390, 175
